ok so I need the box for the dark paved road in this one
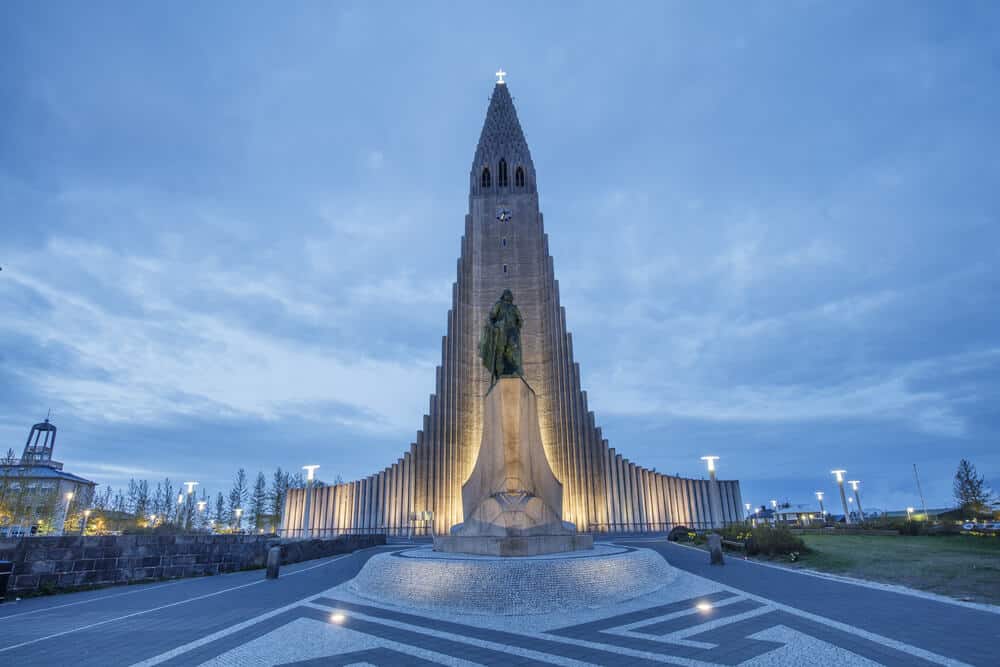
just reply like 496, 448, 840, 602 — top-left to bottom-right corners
0, 545, 399, 666
1, 540, 996, 666
617, 539, 999, 667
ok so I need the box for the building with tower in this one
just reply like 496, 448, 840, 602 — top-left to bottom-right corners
282, 74, 744, 537
0, 417, 95, 536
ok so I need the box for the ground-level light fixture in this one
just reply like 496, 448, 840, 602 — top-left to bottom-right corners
696, 602, 713, 612
329, 612, 346, 624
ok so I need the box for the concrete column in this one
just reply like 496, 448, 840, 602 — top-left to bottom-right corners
301, 479, 313, 539
851, 484, 865, 522
833, 471, 851, 524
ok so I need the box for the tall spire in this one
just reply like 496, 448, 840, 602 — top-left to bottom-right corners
472, 78, 535, 195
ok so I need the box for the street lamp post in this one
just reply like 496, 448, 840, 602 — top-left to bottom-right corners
176, 493, 184, 526
81, 509, 92, 535
302, 465, 320, 539
196, 500, 207, 531
831, 470, 851, 524
234, 507, 243, 532
815, 491, 826, 523
57, 491, 74, 535
770, 499, 778, 525
906, 506, 914, 521
848, 480, 864, 522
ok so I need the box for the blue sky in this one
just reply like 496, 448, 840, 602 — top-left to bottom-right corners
2, 2, 998, 514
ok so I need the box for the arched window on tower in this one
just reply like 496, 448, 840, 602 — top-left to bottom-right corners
481, 167, 491, 188
498, 159, 508, 187
515, 166, 525, 188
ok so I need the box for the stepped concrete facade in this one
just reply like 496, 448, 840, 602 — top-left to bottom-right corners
282, 78, 744, 537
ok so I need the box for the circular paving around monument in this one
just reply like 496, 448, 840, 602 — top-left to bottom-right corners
346, 544, 676, 615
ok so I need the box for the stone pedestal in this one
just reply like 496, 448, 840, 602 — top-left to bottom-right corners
434, 376, 592, 556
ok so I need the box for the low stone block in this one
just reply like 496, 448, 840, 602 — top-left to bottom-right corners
74, 559, 96, 572
55, 559, 76, 573
94, 558, 117, 571
708, 534, 725, 565
30, 560, 56, 574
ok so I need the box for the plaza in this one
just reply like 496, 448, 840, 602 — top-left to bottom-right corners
1, 539, 995, 666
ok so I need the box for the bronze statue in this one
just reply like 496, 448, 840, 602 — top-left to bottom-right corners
479, 289, 523, 382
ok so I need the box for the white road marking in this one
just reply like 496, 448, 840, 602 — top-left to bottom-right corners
131, 546, 397, 667
657, 540, 1000, 615
642, 542, 973, 667
0, 550, 377, 655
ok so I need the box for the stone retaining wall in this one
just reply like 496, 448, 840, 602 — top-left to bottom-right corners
0, 533, 385, 598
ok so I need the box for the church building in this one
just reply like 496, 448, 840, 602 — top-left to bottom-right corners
282, 74, 744, 536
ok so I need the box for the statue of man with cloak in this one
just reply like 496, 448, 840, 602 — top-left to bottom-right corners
479, 289, 523, 383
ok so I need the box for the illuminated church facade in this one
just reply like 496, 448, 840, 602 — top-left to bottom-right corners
282, 75, 744, 536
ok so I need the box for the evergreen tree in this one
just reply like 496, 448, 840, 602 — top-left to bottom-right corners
954, 459, 994, 516
228, 469, 249, 528
161, 478, 175, 522
150, 482, 163, 517
269, 467, 289, 521
214, 491, 225, 526
250, 472, 267, 530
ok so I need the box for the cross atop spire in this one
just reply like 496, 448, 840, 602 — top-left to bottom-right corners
495, 68, 506, 84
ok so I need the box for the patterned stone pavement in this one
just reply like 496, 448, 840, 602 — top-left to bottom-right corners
0, 541, 995, 666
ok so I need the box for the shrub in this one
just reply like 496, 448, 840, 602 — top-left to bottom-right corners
744, 525, 807, 557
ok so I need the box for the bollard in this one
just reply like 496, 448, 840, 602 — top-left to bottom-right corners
266, 546, 281, 579
707, 534, 725, 565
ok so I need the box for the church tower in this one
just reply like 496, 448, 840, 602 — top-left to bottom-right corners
282, 75, 744, 537
452, 76, 610, 532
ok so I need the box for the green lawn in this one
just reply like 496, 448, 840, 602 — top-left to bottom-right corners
789, 534, 1000, 605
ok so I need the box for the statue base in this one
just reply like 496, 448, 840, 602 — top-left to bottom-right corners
433, 533, 593, 557
440, 376, 592, 556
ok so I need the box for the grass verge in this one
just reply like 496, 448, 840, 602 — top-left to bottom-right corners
789, 534, 1000, 605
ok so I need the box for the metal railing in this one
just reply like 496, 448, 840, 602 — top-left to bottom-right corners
277, 525, 434, 539
277, 520, 745, 540
586, 521, 721, 535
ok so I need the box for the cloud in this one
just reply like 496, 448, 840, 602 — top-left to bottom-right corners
365, 150, 385, 170
0, 230, 438, 434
